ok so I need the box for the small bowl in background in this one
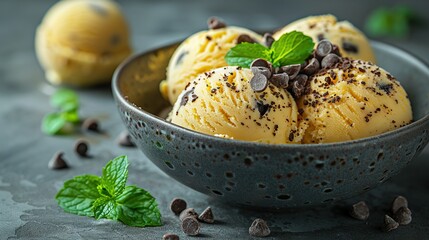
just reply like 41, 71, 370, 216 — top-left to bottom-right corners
112, 41, 429, 209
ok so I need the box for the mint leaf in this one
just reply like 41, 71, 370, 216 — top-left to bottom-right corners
225, 43, 270, 68
42, 88, 81, 135
55, 155, 162, 227
51, 89, 79, 110
365, 5, 421, 38
55, 175, 101, 217
60, 111, 80, 123
93, 197, 120, 220
41, 112, 66, 135
101, 155, 128, 196
271, 31, 314, 67
116, 186, 162, 227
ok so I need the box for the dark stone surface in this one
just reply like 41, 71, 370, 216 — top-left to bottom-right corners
0, 1, 428, 239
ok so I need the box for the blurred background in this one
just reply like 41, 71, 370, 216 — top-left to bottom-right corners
1, 0, 428, 64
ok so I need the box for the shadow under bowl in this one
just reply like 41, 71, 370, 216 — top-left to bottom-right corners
112, 41, 429, 209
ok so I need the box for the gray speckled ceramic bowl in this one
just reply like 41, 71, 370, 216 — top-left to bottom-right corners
112, 41, 429, 209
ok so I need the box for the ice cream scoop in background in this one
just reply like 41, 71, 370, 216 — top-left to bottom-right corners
274, 15, 376, 63
298, 59, 412, 143
170, 66, 302, 144
35, 0, 132, 87
160, 18, 263, 105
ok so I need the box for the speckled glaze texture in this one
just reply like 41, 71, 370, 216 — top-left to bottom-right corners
112, 41, 429, 209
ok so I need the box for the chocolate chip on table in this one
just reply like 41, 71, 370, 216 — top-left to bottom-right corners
181, 216, 200, 236
198, 207, 214, 223
249, 218, 271, 237
270, 72, 289, 88
250, 73, 268, 92
321, 53, 341, 69
349, 201, 370, 220
237, 34, 256, 44
301, 58, 320, 75
74, 139, 89, 157
48, 152, 69, 170
391, 195, 408, 214
316, 39, 333, 58
116, 130, 136, 147
207, 17, 226, 30
279, 64, 301, 80
179, 208, 198, 222
263, 33, 275, 47
383, 214, 399, 232
394, 207, 412, 225
82, 118, 100, 132
170, 198, 187, 215
251, 66, 272, 79
162, 233, 179, 240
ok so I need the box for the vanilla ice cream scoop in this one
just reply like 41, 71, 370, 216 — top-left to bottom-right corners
298, 59, 412, 143
35, 0, 132, 87
170, 66, 302, 144
160, 23, 262, 105
274, 15, 376, 63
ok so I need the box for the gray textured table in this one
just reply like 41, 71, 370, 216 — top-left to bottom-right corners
1, 1, 429, 239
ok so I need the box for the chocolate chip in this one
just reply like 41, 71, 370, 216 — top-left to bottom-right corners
270, 72, 289, 88
263, 33, 275, 47
180, 89, 193, 106
237, 34, 256, 44
332, 45, 341, 56
393, 207, 412, 225
342, 42, 359, 53
249, 218, 270, 237
317, 33, 325, 41
82, 118, 99, 132
198, 207, 214, 223
321, 53, 341, 69
175, 50, 189, 66
391, 196, 408, 214
48, 152, 69, 170
170, 198, 187, 215
116, 130, 136, 147
250, 73, 268, 92
207, 17, 226, 30
162, 233, 179, 240
179, 208, 198, 222
181, 217, 200, 236
349, 201, 370, 220
301, 58, 320, 75
251, 58, 273, 73
316, 40, 333, 58
279, 64, 301, 79
251, 67, 272, 79
74, 139, 89, 157
383, 215, 399, 232
256, 101, 270, 118
377, 83, 394, 95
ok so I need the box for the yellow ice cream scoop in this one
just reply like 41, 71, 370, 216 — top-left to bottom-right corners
274, 15, 376, 63
170, 66, 302, 144
298, 60, 412, 143
35, 0, 132, 87
160, 25, 263, 105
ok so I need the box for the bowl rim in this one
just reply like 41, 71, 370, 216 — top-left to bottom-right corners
112, 40, 429, 149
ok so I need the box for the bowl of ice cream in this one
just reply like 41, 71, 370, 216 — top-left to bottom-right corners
112, 17, 429, 209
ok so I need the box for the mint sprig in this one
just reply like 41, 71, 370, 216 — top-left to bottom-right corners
55, 156, 162, 227
225, 31, 314, 68
42, 88, 81, 135
365, 5, 422, 38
